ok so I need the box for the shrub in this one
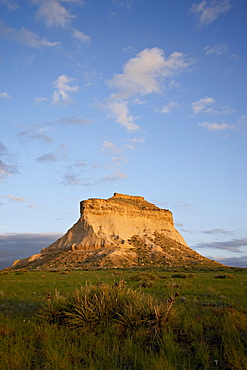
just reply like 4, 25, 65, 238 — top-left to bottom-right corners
130, 272, 157, 282
214, 274, 234, 279
38, 284, 177, 339
171, 273, 187, 279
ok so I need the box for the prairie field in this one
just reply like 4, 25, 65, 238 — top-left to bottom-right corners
0, 266, 247, 369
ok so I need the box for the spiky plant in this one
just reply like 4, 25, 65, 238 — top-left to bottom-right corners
38, 283, 178, 340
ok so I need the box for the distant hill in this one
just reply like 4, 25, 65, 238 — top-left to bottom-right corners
8, 193, 221, 270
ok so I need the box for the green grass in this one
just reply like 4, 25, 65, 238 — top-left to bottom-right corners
0, 266, 247, 369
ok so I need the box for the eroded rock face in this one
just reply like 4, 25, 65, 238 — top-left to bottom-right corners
43, 193, 187, 252
9, 193, 219, 269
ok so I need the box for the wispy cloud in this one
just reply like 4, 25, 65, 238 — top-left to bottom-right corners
112, 0, 133, 7
105, 47, 193, 130
72, 28, 91, 43
204, 43, 229, 55
0, 194, 35, 208
0, 0, 20, 11
125, 137, 145, 149
52, 75, 79, 105
235, 116, 247, 134
202, 228, 234, 235
0, 195, 27, 202
33, 0, 81, 28
0, 141, 8, 154
62, 173, 83, 186
0, 21, 61, 48
191, 0, 232, 27
103, 141, 122, 153
0, 141, 19, 182
62, 160, 90, 186
198, 121, 233, 131
107, 100, 139, 131
49, 116, 93, 125
0, 91, 12, 99
213, 255, 247, 268
16, 124, 53, 144
35, 153, 58, 163
192, 97, 235, 116
35, 97, 48, 104
62, 164, 127, 186
0, 160, 18, 181
192, 97, 215, 114
194, 237, 247, 253
98, 171, 127, 183
161, 101, 180, 114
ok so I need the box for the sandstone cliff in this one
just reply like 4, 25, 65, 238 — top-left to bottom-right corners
9, 193, 219, 269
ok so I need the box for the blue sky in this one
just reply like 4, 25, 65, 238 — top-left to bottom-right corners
1, 0, 247, 269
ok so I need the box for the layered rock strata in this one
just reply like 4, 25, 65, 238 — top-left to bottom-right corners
9, 193, 219, 269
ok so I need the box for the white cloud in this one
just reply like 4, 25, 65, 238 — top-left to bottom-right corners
108, 48, 193, 99
161, 101, 180, 114
204, 43, 229, 55
192, 97, 215, 114
198, 121, 233, 131
0, 21, 60, 48
52, 75, 79, 105
0, 91, 12, 99
33, 0, 77, 28
107, 100, 139, 131
191, 0, 232, 26
106, 47, 193, 131
72, 28, 91, 43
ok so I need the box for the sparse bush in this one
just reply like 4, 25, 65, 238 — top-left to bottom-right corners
15, 270, 29, 275
171, 273, 187, 279
214, 274, 234, 279
138, 279, 153, 288
0, 271, 8, 275
59, 271, 69, 275
130, 272, 157, 282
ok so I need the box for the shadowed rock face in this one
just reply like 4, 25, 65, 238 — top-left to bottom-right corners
9, 193, 220, 270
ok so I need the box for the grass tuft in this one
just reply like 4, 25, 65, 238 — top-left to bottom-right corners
38, 283, 177, 341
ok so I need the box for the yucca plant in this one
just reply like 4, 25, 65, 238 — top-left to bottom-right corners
38, 283, 178, 340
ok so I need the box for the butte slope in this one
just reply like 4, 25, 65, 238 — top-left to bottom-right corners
9, 193, 219, 269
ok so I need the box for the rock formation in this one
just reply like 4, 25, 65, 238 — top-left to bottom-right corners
9, 193, 219, 269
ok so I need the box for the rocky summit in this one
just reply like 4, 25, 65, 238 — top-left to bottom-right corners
9, 193, 219, 270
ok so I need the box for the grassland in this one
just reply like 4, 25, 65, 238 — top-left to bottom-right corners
0, 266, 247, 369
